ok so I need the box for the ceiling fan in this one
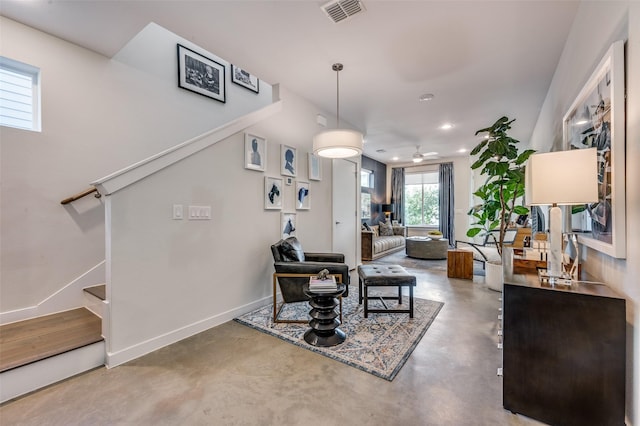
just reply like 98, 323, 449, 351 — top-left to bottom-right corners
412, 145, 438, 163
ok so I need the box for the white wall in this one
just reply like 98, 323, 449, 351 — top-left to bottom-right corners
105, 86, 338, 365
0, 18, 270, 314
530, 2, 639, 423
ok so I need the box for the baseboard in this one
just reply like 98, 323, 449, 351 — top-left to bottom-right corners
105, 295, 272, 368
0, 341, 105, 403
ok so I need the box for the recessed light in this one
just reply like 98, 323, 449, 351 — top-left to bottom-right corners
458, 148, 467, 153
392, 156, 399, 161
575, 119, 589, 125
440, 123, 453, 130
419, 93, 434, 102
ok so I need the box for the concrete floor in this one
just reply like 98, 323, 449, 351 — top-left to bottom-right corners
0, 265, 545, 426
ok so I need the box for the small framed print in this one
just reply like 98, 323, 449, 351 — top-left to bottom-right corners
281, 212, 296, 239
296, 181, 310, 210
177, 44, 225, 103
245, 133, 266, 171
281, 144, 297, 177
264, 177, 283, 210
231, 65, 259, 93
308, 153, 322, 181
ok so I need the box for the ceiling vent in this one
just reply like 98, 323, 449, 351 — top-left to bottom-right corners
322, 0, 366, 24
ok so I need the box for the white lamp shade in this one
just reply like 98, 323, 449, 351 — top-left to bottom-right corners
313, 129, 363, 159
526, 148, 599, 206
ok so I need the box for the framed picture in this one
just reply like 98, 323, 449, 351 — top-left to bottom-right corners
281, 144, 297, 177
264, 177, 283, 210
177, 44, 226, 103
245, 133, 266, 171
281, 212, 296, 239
231, 65, 259, 93
308, 153, 322, 181
563, 40, 625, 258
296, 181, 310, 210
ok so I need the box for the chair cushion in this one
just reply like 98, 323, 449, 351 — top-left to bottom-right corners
279, 237, 305, 262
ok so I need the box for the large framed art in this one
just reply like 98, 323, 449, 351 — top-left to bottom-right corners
563, 40, 625, 258
177, 44, 226, 103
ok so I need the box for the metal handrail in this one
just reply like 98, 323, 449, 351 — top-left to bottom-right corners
60, 186, 101, 205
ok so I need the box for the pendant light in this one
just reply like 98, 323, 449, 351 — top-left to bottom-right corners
313, 63, 363, 158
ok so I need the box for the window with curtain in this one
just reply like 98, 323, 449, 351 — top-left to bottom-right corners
404, 170, 440, 226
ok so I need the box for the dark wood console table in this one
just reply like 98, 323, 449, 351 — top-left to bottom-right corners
502, 262, 626, 426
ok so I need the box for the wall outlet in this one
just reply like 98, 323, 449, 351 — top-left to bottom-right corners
188, 205, 211, 220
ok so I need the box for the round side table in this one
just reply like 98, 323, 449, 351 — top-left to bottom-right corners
303, 283, 346, 347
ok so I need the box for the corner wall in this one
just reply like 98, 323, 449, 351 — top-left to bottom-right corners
530, 2, 639, 423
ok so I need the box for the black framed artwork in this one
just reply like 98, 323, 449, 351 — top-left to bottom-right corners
177, 44, 226, 103
231, 65, 259, 93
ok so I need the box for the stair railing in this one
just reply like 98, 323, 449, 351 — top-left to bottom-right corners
60, 186, 101, 205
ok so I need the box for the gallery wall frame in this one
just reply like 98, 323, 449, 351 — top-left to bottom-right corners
281, 144, 297, 177
563, 40, 626, 258
308, 153, 322, 181
177, 44, 225, 103
264, 176, 283, 210
296, 181, 310, 210
231, 65, 259, 93
245, 133, 266, 171
281, 212, 297, 239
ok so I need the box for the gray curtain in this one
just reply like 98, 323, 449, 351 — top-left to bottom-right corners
439, 162, 455, 246
391, 167, 405, 224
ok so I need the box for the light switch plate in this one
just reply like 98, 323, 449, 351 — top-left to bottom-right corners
188, 205, 211, 220
172, 204, 183, 220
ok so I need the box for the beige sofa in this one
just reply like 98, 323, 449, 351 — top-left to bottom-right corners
361, 225, 407, 261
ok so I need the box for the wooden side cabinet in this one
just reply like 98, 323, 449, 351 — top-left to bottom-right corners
503, 279, 626, 426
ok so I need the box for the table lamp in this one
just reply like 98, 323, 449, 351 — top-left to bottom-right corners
381, 203, 394, 221
525, 148, 598, 283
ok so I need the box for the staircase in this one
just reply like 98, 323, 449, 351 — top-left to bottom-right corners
0, 285, 107, 403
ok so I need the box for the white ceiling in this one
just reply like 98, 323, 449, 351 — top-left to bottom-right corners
1, 0, 580, 164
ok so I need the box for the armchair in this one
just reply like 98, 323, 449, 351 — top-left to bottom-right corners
271, 237, 350, 303
455, 229, 518, 266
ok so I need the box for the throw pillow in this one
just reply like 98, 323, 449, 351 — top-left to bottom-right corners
280, 237, 305, 262
379, 221, 394, 236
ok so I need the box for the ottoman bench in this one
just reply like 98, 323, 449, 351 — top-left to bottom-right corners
357, 265, 417, 318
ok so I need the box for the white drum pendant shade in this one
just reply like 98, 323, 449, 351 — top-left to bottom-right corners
313, 129, 363, 158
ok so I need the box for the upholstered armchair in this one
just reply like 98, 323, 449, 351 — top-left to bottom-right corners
270, 237, 350, 303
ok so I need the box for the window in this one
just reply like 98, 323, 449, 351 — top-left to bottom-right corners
404, 170, 439, 226
361, 168, 374, 188
0, 57, 41, 131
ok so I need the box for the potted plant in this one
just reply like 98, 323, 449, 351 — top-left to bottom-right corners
467, 116, 535, 289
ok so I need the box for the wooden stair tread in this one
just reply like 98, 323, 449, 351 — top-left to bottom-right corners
84, 284, 106, 301
0, 308, 103, 372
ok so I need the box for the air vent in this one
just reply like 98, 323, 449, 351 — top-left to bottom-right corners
376, 149, 386, 153
322, 0, 365, 24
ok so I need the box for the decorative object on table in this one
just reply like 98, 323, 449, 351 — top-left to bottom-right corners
308, 153, 322, 181
235, 295, 443, 381
264, 177, 283, 210
525, 148, 598, 284
465, 116, 535, 291
281, 212, 297, 239
316, 269, 330, 281
295, 181, 310, 210
563, 40, 626, 259
244, 133, 266, 171
426, 230, 443, 240
231, 64, 259, 93
280, 144, 297, 177
312, 63, 363, 159
177, 44, 225, 103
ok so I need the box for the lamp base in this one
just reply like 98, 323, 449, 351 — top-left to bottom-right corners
537, 269, 573, 287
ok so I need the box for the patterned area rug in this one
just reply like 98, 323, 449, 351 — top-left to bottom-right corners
234, 295, 443, 381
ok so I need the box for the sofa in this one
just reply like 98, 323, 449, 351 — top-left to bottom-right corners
361, 224, 407, 261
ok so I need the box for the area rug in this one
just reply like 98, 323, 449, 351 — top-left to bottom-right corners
234, 295, 443, 381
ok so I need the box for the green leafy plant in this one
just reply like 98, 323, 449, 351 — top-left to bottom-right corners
467, 116, 536, 257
